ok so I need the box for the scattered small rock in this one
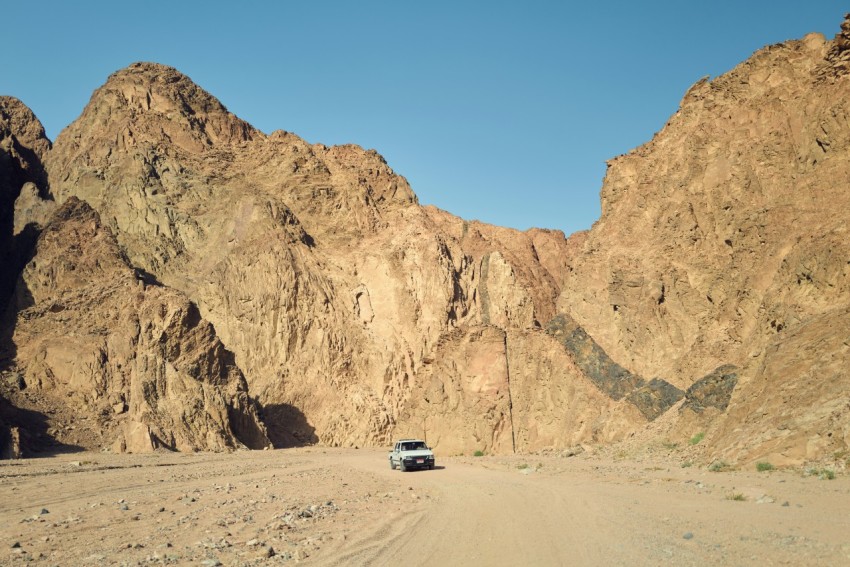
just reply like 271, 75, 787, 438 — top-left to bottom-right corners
6, 372, 25, 390
262, 545, 275, 558
683, 532, 694, 540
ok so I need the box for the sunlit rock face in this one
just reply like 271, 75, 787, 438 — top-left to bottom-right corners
5, 15, 850, 462
559, 25, 850, 462
19, 62, 625, 455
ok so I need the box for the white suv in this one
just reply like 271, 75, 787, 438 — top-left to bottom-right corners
389, 439, 435, 471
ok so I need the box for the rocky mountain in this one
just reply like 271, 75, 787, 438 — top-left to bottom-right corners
559, 24, 850, 465
2, 17, 850, 466
8, 197, 269, 452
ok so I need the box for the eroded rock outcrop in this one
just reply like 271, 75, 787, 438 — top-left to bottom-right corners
7, 198, 269, 453
546, 314, 684, 420
559, 21, 850, 462
39, 62, 629, 453
0, 96, 52, 313
6, 15, 850, 461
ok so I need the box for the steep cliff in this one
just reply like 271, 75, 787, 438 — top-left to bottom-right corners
560, 23, 850, 463
39, 62, 639, 453
5, 16, 850, 462
5, 198, 269, 453
0, 96, 51, 314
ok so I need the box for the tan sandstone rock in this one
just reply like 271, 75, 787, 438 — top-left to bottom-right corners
7, 197, 269, 453
559, 21, 850, 462
5, 16, 850, 463
38, 62, 637, 453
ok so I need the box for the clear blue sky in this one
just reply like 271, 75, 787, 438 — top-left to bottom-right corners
2, 2, 844, 235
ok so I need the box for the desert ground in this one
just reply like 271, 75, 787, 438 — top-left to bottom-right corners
1, 447, 849, 566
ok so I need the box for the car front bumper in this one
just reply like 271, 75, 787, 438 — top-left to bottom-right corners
401, 457, 434, 470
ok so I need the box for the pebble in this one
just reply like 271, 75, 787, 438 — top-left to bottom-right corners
683, 532, 694, 540
200, 560, 222, 567
39, 508, 49, 515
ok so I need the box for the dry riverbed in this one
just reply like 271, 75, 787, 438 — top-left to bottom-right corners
2, 447, 849, 566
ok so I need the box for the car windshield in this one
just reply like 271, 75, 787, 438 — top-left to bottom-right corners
402, 442, 427, 451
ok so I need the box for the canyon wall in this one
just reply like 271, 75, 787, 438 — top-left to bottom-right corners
3, 17, 850, 464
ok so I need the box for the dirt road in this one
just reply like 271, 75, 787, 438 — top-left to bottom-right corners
2, 448, 849, 565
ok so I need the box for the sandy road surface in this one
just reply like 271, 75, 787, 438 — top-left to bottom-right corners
2, 448, 850, 566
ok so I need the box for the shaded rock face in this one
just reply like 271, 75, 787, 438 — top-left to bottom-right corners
0, 97, 51, 318
7, 198, 269, 453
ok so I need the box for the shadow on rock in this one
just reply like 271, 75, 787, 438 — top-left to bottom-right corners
261, 403, 319, 448
0, 396, 84, 458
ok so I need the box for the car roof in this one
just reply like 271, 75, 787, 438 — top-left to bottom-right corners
397, 439, 425, 443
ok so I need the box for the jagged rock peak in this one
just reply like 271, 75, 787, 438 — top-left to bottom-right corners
824, 13, 850, 77
103, 62, 233, 116
831, 13, 850, 51
0, 96, 52, 160
53, 62, 261, 155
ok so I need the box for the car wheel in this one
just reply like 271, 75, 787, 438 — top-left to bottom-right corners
429, 464, 435, 470
400, 460, 407, 472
